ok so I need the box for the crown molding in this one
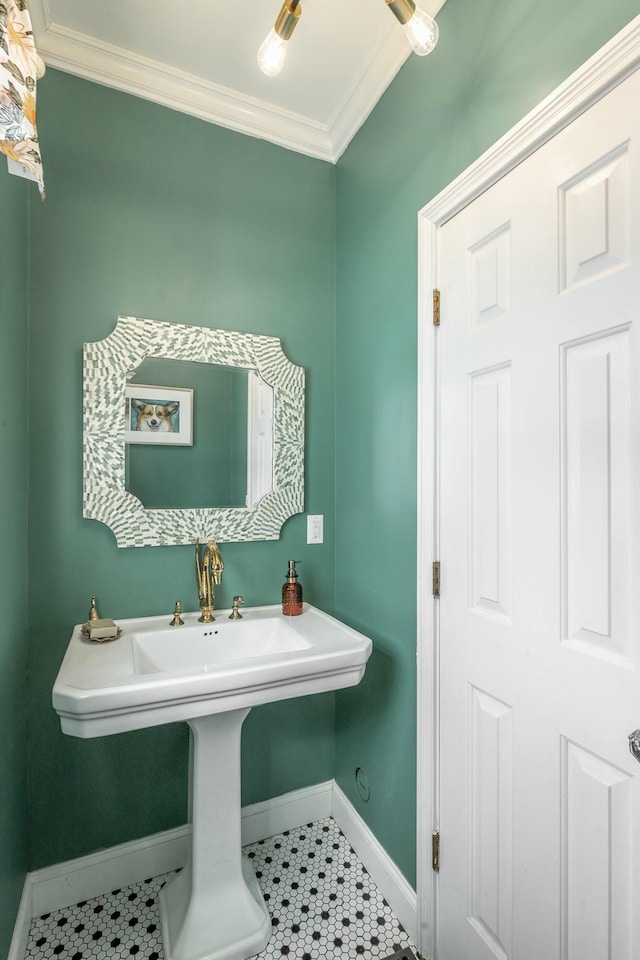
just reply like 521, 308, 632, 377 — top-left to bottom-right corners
329, 0, 446, 157
29, 3, 335, 161
29, 0, 444, 162
329, 28, 411, 159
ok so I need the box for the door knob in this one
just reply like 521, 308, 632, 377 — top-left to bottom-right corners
628, 729, 640, 763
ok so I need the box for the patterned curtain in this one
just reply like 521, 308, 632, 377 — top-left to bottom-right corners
0, 0, 44, 196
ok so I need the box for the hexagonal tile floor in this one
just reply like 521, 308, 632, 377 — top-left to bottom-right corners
25, 817, 417, 960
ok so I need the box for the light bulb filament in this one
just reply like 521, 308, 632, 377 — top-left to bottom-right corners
386, 0, 439, 57
258, 29, 288, 77
257, 0, 301, 77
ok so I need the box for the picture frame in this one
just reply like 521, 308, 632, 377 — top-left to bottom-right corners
124, 384, 193, 445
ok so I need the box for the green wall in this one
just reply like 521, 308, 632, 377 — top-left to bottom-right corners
0, 170, 29, 955
27, 69, 337, 869
333, 0, 638, 887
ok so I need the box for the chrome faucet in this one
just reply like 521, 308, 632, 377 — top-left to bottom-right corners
195, 538, 224, 623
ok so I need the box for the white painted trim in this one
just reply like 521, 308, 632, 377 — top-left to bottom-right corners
331, 783, 417, 944
330, 0, 446, 158
7, 879, 32, 960
422, 14, 640, 227
415, 214, 439, 960
240, 780, 333, 846
30, 824, 191, 918
328, 31, 411, 161
415, 12, 640, 960
28, 781, 333, 918
29, 0, 445, 163
31, 17, 335, 162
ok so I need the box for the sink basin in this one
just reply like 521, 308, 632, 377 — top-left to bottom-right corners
53, 603, 372, 738
132, 615, 312, 675
52, 603, 372, 960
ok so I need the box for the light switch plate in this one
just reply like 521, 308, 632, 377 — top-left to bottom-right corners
7, 157, 39, 183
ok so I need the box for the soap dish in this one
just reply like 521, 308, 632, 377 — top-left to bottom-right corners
81, 623, 122, 643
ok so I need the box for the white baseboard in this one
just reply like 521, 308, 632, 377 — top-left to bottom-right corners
29, 781, 334, 918
8, 878, 32, 960
331, 783, 418, 944
240, 780, 333, 846
30, 823, 192, 918
17, 780, 416, 956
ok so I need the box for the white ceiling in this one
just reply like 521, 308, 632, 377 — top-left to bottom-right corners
30, 0, 446, 162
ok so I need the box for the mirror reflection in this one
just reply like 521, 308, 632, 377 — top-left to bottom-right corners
125, 358, 274, 510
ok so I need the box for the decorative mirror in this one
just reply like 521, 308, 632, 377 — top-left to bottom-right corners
83, 316, 304, 546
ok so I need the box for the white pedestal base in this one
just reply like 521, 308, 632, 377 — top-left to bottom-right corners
159, 709, 271, 960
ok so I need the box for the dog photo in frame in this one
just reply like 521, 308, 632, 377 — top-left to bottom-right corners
124, 384, 193, 445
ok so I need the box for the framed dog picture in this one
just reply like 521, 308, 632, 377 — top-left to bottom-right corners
124, 384, 193, 445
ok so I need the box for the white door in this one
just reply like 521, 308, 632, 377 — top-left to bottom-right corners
437, 68, 640, 960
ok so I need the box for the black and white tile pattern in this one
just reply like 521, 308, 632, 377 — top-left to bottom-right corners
25, 818, 416, 960
25, 879, 165, 960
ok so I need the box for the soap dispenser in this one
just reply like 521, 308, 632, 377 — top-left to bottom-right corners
282, 560, 303, 616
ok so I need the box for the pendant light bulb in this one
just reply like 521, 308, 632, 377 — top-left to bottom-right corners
386, 0, 439, 57
257, 29, 288, 76
257, 0, 301, 77
403, 5, 438, 56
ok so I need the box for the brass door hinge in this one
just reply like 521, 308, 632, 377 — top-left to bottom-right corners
433, 289, 441, 326
432, 560, 440, 598
432, 830, 440, 872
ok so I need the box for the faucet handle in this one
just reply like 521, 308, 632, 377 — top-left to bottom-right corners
229, 596, 244, 620
170, 600, 185, 627
88, 596, 100, 621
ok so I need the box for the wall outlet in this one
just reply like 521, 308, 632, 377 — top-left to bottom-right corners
307, 515, 324, 544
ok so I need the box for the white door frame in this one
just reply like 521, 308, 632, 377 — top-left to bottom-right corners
415, 15, 640, 958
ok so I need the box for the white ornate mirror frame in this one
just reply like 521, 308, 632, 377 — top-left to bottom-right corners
83, 316, 305, 547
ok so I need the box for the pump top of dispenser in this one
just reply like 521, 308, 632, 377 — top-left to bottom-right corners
286, 560, 300, 580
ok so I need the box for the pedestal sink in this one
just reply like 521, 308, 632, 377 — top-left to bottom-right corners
53, 604, 372, 960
